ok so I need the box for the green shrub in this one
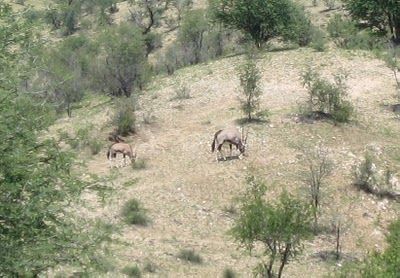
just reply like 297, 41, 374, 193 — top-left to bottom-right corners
327, 14, 385, 50
223, 268, 236, 278
89, 139, 103, 155
281, 4, 314, 47
122, 264, 141, 277
172, 82, 191, 100
238, 52, 263, 121
310, 27, 326, 52
113, 97, 136, 136
143, 261, 157, 273
353, 152, 399, 200
177, 249, 203, 264
338, 219, 400, 277
301, 68, 354, 123
122, 199, 149, 226
132, 158, 147, 170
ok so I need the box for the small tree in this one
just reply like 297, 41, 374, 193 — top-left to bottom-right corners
299, 144, 333, 231
238, 53, 263, 121
231, 176, 313, 278
177, 9, 209, 64
384, 44, 400, 96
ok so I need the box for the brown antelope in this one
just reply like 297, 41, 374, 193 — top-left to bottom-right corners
107, 142, 136, 168
211, 127, 248, 161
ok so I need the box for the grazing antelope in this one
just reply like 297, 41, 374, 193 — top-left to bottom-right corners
211, 127, 248, 161
107, 142, 136, 168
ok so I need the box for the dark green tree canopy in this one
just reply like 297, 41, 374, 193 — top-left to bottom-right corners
209, 0, 310, 47
344, 0, 400, 42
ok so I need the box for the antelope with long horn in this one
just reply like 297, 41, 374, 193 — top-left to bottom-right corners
107, 142, 136, 168
211, 127, 248, 161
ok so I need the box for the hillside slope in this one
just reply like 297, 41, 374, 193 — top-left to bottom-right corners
49, 47, 400, 277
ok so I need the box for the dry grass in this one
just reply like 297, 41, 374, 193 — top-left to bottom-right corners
47, 47, 400, 277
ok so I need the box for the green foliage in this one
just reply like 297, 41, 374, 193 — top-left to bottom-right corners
301, 68, 354, 123
0, 5, 114, 275
238, 53, 263, 121
344, 0, 400, 42
122, 264, 142, 277
177, 249, 203, 264
327, 14, 385, 50
95, 23, 150, 97
339, 218, 400, 277
132, 158, 147, 170
310, 28, 327, 52
113, 97, 136, 136
177, 9, 209, 64
122, 199, 149, 226
209, 0, 312, 47
353, 152, 399, 199
280, 4, 314, 47
36, 35, 95, 117
231, 176, 313, 278
223, 268, 237, 278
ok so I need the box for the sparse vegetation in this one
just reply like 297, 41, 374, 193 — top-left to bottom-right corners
122, 199, 149, 226
299, 144, 333, 231
177, 249, 203, 264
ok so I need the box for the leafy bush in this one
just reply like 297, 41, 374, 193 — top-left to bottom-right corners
223, 268, 237, 278
353, 152, 400, 200
327, 14, 385, 50
301, 68, 354, 123
310, 27, 327, 52
177, 249, 203, 264
172, 82, 191, 100
122, 199, 149, 226
113, 97, 136, 136
122, 264, 141, 277
132, 158, 147, 170
280, 4, 314, 47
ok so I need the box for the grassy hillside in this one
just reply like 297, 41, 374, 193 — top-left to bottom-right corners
47, 46, 400, 277
3, 0, 400, 277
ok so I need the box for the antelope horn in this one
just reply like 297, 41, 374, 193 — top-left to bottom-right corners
244, 129, 249, 144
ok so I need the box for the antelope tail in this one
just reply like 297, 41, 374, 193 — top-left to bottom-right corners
211, 130, 223, 152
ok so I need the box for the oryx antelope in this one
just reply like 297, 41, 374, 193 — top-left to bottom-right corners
107, 142, 136, 168
211, 127, 248, 161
